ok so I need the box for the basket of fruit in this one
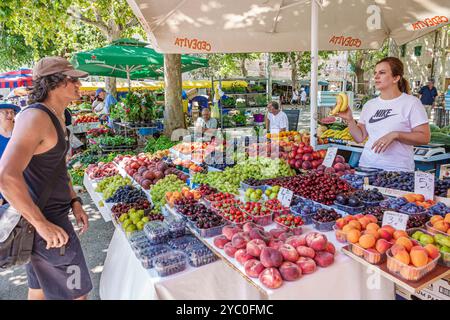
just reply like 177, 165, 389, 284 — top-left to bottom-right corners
386, 247, 439, 282
312, 209, 342, 232
151, 251, 188, 277
186, 244, 218, 267
334, 193, 365, 214
221, 206, 252, 226
243, 187, 265, 202
135, 244, 172, 269
353, 189, 386, 207
188, 212, 227, 238
408, 228, 450, 267
274, 214, 304, 233
144, 221, 170, 245
241, 202, 273, 226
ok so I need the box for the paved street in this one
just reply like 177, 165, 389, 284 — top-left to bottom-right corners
0, 193, 114, 300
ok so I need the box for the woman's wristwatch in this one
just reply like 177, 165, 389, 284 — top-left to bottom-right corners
70, 196, 83, 207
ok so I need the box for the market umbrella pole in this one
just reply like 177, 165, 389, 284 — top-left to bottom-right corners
127, 65, 131, 90
310, 0, 319, 150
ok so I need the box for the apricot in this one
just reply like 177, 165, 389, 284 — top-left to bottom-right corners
430, 215, 444, 225
433, 221, 449, 233
347, 229, 361, 244
445, 213, 450, 224
424, 244, 440, 260
391, 244, 406, 256
382, 225, 395, 235
343, 215, 356, 224
348, 220, 362, 231
335, 218, 346, 230
410, 249, 428, 267
395, 237, 414, 252
342, 224, 355, 234
358, 217, 371, 230
363, 229, 380, 240
359, 234, 376, 249
366, 223, 380, 232
365, 214, 378, 224
393, 230, 408, 240
394, 250, 410, 265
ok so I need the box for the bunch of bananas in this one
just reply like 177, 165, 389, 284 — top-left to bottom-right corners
320, 127, 354, 141
330, 92, 349, 116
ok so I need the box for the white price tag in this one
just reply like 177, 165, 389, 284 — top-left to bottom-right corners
322, 147, 338, 168
414, 171, 435, 201
382, 211, 409, 231
277, 187, 294, 207
439, 164, 450, 180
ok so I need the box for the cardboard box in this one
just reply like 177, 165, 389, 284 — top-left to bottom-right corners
416, 278, 450, 301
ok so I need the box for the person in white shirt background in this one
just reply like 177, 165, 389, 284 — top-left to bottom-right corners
336, 57, 430, 172
195, 107, 218, 134
291, 89, 299, 105
300, 88, 307, 107
265, 101, 289, 134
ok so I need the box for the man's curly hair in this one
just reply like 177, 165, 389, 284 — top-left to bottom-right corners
28, 73, 69, 104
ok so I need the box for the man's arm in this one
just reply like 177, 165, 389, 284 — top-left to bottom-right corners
0, 110, 69, 248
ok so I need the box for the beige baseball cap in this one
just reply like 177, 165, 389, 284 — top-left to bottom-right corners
32, 56, 88, 80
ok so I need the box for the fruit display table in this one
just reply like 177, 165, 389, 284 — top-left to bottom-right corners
165, 205, 395, 299
83, 173, 113, 222
99, 227, 260, 300
317, 143, 450, 176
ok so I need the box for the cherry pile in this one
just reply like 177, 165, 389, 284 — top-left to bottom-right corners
266, 172, 353, 205
197, 184, 218, 196
312, 208, 342, 223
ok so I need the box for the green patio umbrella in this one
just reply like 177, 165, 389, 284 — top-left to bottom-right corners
71, 38, 208, 88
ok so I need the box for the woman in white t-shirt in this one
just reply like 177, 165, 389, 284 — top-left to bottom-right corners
336, 57, 430, 172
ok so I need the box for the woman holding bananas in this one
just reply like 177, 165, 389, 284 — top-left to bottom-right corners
336, 57, 430, 172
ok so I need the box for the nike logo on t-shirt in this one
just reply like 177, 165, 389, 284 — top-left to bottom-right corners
368, 109, 397, 123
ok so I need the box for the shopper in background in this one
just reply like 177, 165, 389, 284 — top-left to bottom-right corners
419, 80, 438, 118
92, 88, 106, 114
291, 89, 299, 105
300, 88, 307, 107
0, 56, 92, 300
265, 101, 289, 134
336, 57, 430, 172
0, 103, 20, 205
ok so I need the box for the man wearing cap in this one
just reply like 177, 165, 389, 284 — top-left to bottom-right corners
0, 57, 92, 300
0, 103, 20, 205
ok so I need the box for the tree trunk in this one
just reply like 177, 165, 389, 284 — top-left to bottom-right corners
355, 67, 366, 94
163, 54, 185, 137
240, 58, 248, 77
289, 53, 299, 91
105, 28, 121, 98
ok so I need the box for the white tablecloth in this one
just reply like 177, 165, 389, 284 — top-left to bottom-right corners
83, 173, 112, 222
99, 228, 260, 300
99, 226, 395, 300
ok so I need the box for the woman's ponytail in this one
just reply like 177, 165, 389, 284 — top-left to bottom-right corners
398, 77, 411, 94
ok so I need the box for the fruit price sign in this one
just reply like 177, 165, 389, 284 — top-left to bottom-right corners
277, 187, 294, 207
382, 211, 409, 231
322, 147, 338, 168
414, 171, 435, 201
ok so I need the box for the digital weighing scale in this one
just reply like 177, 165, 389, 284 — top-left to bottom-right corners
413, 144, 446, 160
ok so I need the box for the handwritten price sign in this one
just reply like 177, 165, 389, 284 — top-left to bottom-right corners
414, 171, 435, 201
277, 187, 294, 207
382, 211, 409, 231
322, 147, 338, 168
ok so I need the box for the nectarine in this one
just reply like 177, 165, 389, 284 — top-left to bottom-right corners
433, 220, 449, 232
394, 250, 410, 265
366, 223, 380, 232
424, 244, 440, 259
375, 239, 392, 254
395, 237, 413, 252
410, 249, 428, 267
430, 215, 444, 225
348, 220, 362, 231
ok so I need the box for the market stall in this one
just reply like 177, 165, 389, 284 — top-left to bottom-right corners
77, 130, 449, 300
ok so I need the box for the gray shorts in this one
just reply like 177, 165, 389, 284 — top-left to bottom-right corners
26, 218, 92, 300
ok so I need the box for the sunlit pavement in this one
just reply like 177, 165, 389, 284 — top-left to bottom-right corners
0, 193, 114, 300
